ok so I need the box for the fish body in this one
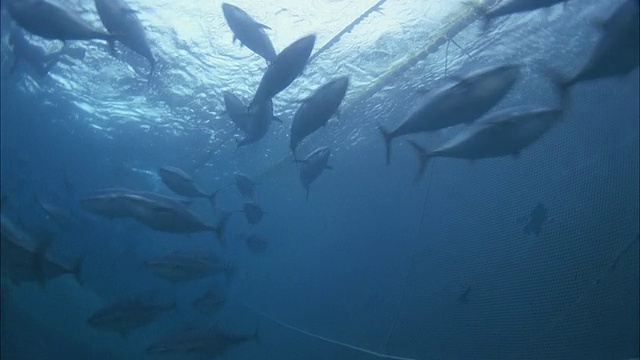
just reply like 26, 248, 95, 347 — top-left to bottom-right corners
146, 326, 258, 358
237, 99, 280, 147
88, 299, 175, 338
7, 0, 114, 42
234, 173, 256, 199
79, 188, 192, 219
192, 287, 226, 314
290, 76, 349, 155
158, 166, 218, 206
245, 234, 268, 254
563, 0, 639, 89
95, 0, 156, 73
1, 215, 82, 286
223, 91, 250, 133
379, 64, 521, 164
298, 147, 332, 200
407, 106, 563, 182
145, 251, 233, 284
250, 34, 315, 105
240, 201, 264, 224
221, 3, 276, 63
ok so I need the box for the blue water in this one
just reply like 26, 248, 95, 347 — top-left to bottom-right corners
1, 0, 639, 359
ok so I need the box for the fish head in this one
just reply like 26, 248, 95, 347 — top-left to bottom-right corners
221, 3, 244, 20
279, 34, 316, 63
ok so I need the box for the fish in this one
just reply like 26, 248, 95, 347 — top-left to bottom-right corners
7, 0, 115, 43
158, 166, 218, 207
145, 251, 234, 284
290, 76, 349, 156
237, 99, 282, 147
238, 201, 264, 224
250, 34, 316, 106
124, 195, 230, 243
7, 27, 65, 77
378, 64, 521, 165
557, 0, 639, 91
297, 146, 332, 201
234, 172, 256, 199
79, 188, 192, 219
1, 214, 82, 287
223, 91, 250, 134
88, 299, 175, 338
406, 106, 563, 182
94, 0, 156, 77
245, 234, 269, 254
145, 325, 259, 358
192, 286, 226, 314
472, 0, 570, 31
221, 3, 277, 64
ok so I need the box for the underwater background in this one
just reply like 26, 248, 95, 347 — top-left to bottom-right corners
1, 0, 638, 359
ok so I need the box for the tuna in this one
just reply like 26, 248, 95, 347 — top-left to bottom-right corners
239, 201, 264, 224
558, 0, 639, 91
79, 188, 192, 220
158, 166, 218, 207
290, 76, 349, 156
221, 3, 277, 64
378, 63, 521, 165
223, 91, 250, 134
297, 146, 332, 201
407, 106, 563, 182
124, 195, 230, 243
7, 27, 66, 77
250, 34, 316, 106
237, 99, 282, 147
88, 299, 175, 338
192, 286, 227, 314
95, 0, 156, 76
146, 326, 259, 358
145, 251, 234, 284
7, 0, 115, 43
245, 234, 269, 254
234, 172, 256, 199
1, 214, 82, 287
474, 0, 570, 31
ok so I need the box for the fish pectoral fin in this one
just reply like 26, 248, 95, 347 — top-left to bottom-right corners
232, 34, 238, 44
255, 22, 272, 30
325, 165, 333, 170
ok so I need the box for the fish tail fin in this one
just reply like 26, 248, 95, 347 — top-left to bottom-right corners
377, 126, 393, 165
72, 257, 84, 286
214, 211, 231, 246
223, 259, 236, 282
406, 140, 431, 184
209, 190, 219, 209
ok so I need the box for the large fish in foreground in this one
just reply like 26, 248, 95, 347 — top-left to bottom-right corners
95, 0, 156, 76
145, 251, 234, 284
378, 63, 521, 165
7, 0, 114, 43
558, 0, 639, 91
407, 106, 563, 183
221, 3, 277, 64
146, 326, 259, 358
158, 166, 218, 207
250, 34, 316, 106
290, 76, 349, 156
297, 147, 332, 201
1, 214, 82, 287
88, 299, 175, 338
